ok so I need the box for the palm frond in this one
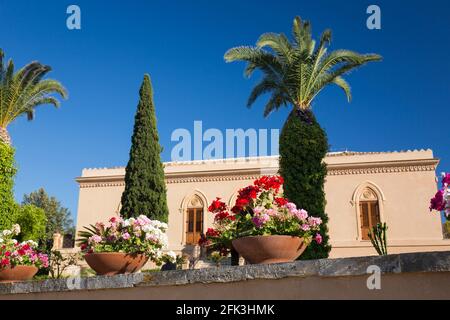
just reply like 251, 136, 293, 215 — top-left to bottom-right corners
0, 49, 67, 131
224, 17, 382, 115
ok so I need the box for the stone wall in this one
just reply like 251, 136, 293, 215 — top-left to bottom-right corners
1, 251, 450, 299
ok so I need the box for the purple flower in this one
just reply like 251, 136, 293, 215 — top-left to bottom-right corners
442, 173, 450, 186
122, 232, 131, 240
430, 190, 445, 211
252, 214, 270, 228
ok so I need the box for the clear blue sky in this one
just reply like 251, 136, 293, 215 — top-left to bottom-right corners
0, 0, 449, 222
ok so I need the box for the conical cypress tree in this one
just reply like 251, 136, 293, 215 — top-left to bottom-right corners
120, 74, 169, 222
279, 109, 331, 259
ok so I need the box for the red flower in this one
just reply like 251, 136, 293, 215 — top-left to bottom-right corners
4, 251, 11, 257
17, 249, 26, 256
109, 217, 117, 223
80, 243, 87, 251
208, 198, 227, 213
214, 211, 235, 222
275, 197, 288, 207
206, 228, 220, 237
231, 206, 242, 214
235, 198, 249, 207
254, 175, 284, 192
0, 258, 9, 267
21, 244, 30, 251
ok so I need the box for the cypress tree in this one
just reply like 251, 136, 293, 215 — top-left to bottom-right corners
120, 74, 169, 222
279, 109, 331, 259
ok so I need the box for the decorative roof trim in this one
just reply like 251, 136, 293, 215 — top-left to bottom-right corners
80, 149, 434, 171
76, 158, 439, 188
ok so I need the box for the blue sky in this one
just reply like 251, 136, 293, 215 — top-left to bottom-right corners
0, 0, 449, 222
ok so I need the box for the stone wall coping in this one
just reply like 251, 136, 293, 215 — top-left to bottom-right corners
1, 251, 449, 296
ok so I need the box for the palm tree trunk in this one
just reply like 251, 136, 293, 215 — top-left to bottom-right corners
0, 127, 11, 145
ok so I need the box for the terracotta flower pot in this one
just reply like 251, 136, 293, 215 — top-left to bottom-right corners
232, 235, 307, 264
84, 252, 149, 276
0, 265, 38, 282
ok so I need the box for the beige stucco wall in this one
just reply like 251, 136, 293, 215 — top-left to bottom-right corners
75, 150, 450, 258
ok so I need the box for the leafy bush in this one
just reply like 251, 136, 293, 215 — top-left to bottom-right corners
14, 204, 47, 242
0, 142, 18, 230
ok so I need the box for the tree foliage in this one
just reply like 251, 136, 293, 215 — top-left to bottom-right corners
0, 142, 18, 230
224, 16, 381, 115
120, 74, 169, 222
14, 204, 47, 242
22, 188, 74, 239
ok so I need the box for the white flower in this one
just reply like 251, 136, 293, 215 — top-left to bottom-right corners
2, 230, 12, 237
12, 224, 20, 235
165, 251, 177, 263
122, 219, 131, 227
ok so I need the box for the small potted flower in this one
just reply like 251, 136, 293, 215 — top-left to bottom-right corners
78, 215, 170, 275
201, 176, 323, 264
0, 224, 49, 282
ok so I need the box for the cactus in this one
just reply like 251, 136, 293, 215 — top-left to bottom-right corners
368, 222, 388, 255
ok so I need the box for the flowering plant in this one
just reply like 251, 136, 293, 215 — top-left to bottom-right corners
200, 176, 323, 255
0, 224, 49, 269
430, 172, 450, 219
78, 215, 171, 263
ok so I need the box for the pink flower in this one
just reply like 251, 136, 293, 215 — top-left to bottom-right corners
294, 209, 308, 221
285, 202, 297, 211
122, 232, 131, 240
300, 224, 310, 231
314, 233, 323, 244
253, 207, 263, 215
38, 253, 49, 268
307, 216, 322, 228
90, 235, 102, 243
265, 208, 277, 216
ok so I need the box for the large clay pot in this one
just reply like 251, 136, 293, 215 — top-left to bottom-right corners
84, 252, 148, 276
232, 235, 307, 264
0, 265, 38, 282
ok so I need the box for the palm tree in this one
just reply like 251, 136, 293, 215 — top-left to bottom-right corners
0, 49, 67, 145
224, 16, 381, 115
224, 17, 382, 259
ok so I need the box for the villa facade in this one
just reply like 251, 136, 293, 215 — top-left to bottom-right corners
75, 149, 450, 258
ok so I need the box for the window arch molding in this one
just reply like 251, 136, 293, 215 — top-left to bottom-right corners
351, 181, 386, 241
180, 190, 208, 245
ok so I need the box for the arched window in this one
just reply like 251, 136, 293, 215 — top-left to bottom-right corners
185, 195, 204, 245
358, 188, 381, 240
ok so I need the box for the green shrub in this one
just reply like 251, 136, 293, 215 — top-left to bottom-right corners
14, 204, 47, 242
0, 142, 18, 230
279, 109, 331, 259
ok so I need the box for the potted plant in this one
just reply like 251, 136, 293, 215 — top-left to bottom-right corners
0, 224, 49, 282
78, 215, 171, 275
200, 176, 323, 264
